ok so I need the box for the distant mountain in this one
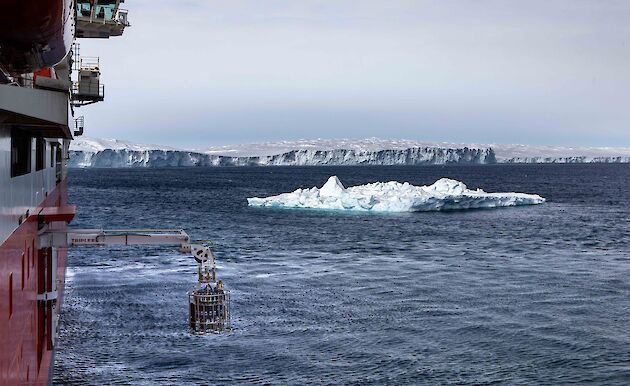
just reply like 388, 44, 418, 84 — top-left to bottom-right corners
68, 137, 630, 168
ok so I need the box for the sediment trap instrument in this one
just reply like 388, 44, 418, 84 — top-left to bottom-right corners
40, 228, 230, 334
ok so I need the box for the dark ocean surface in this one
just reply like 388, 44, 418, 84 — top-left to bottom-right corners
54, 165, 630, 385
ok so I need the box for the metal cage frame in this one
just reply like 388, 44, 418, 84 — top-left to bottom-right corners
188, 290, 231, 334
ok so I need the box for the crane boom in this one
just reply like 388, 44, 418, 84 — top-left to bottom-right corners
38, 227, 230, 334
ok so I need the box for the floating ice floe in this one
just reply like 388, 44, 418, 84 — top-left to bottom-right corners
247, 176, 545, 212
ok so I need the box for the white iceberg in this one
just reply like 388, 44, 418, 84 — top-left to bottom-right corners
247, 176, 545, 212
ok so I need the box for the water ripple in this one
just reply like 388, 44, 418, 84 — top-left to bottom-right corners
54, 165, 630, 385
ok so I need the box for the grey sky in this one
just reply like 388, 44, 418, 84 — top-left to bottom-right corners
80, 0, 630, 147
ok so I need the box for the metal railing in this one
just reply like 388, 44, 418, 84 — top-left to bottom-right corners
71, 83, 104, 98
71, 83, 104, 107
74, 116, 85, 136
117, 9, 130, 26
10, 75, 35, 88
78, 57, 100, 71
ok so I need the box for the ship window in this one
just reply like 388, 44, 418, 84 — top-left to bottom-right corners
77, 1, 92, 17
22, 253, 25, 290
50, 143, 55, 167
55, 145, 63, 184
11, 128, 31, 177
95, 0, 117, 20
56, 144, 62, 163
8, 273, 13, 318
36, 138, 46, 171
95, 5, 114, 20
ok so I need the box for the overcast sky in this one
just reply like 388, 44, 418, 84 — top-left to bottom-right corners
79, 0, 630, 147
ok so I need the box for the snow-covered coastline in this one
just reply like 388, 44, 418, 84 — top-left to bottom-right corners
247, 176, 546, 212
68, 137, 630, 168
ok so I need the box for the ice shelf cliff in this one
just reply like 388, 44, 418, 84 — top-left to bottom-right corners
247, 176, 546, 212
68, 137, 630, 168
69, 138, 496, 167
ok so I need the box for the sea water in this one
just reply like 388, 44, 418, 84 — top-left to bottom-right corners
54, 165, 630, 385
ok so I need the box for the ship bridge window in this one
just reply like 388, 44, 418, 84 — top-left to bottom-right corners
95, 0, 118, 21
77, 2, 92, 17
11, 128, 31, 177
36, 138, 46, 171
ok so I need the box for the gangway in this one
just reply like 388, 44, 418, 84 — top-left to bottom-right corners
40, 228, 230, 334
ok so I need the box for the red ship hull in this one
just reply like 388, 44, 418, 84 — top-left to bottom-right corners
1, 0, 129, 383
0, 179, 71, 386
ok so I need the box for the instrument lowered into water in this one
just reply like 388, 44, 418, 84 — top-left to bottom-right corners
42, 228, 231, 334
188, 245, 231, 334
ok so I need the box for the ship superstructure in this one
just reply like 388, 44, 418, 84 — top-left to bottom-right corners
0, 1, 129, 384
